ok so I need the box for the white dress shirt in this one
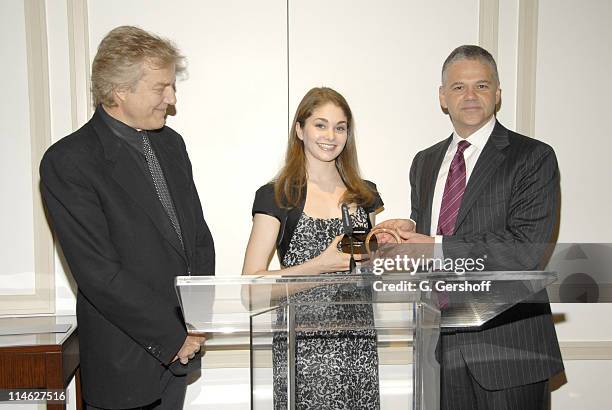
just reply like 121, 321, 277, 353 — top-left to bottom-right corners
430, 116, 496, 241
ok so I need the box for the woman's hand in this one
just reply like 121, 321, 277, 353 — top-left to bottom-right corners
243, 216, 359, 277
309, 235, 354, 274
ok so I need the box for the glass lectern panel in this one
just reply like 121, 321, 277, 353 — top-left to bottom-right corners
251, 307, 277, 409
249, 301, 421, 410
175, 271, 557, 410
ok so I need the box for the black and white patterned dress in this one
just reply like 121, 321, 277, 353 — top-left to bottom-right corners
272, 207, 380, 410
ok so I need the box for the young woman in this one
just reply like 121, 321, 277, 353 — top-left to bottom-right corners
242, 87, 383, 409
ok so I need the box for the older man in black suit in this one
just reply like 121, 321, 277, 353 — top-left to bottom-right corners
40, 26, 214, 409
376, 45, 564, 409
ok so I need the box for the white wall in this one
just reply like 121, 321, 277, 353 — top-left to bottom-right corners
0, 0, 36, 295
289, 0, 479, 221
536, 0, 612, 243
45, 0, 81, 314
83, 0, 612, 406
536, 0, 612, 346
87, 0, 288, 277
496, 0, 519, 128
84, 0, 481, 277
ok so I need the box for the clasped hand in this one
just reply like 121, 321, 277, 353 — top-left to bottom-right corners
372, 219, 435, 260
173, 334, 206, 365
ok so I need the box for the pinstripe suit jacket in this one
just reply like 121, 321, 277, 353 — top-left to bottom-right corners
410, 120, 564, 390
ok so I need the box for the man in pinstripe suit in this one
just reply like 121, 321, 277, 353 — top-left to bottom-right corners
376, 45, 564, 409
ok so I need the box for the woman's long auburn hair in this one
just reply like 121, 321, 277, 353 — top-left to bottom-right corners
274, 87, 376, 209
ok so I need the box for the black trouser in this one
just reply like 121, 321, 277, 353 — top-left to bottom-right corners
85, 368, 187, 410
441, 333, 550, 410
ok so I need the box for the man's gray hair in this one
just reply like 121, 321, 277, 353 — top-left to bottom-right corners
441, 45, 499, 85
91, 26, 186, 108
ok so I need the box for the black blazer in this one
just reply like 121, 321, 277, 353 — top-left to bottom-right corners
40, 110, 215, 408
410, 120, 564, 389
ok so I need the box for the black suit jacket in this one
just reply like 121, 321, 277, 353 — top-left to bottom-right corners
40, 110, 215, 408
410, 120, 564, 389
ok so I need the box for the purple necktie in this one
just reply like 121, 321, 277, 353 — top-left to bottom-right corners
437, 140, 471, 236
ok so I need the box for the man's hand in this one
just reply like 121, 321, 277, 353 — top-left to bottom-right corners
398, 231, 435, 259
400, 231, 434, 244
373, 219, 416, 243
173, 334, 206, 365
372, 220, 435, 263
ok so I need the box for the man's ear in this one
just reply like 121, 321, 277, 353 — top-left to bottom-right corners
439, 85, 447, 110
113, 86, 128, 104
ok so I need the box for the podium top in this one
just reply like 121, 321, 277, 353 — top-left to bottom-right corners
175, 271, 556, 333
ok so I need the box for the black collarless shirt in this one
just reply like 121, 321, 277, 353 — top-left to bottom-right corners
97, 105, 155, 188
97, 105, 186, 255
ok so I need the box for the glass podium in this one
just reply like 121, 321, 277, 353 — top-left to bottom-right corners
175, 271, 556, 410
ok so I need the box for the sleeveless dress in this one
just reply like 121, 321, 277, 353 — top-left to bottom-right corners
271, 207, 380, 409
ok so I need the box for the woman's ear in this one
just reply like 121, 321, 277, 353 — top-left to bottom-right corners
296, 122, 304, 141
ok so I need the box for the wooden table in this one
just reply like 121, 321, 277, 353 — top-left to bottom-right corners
0, 315, 83, 409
